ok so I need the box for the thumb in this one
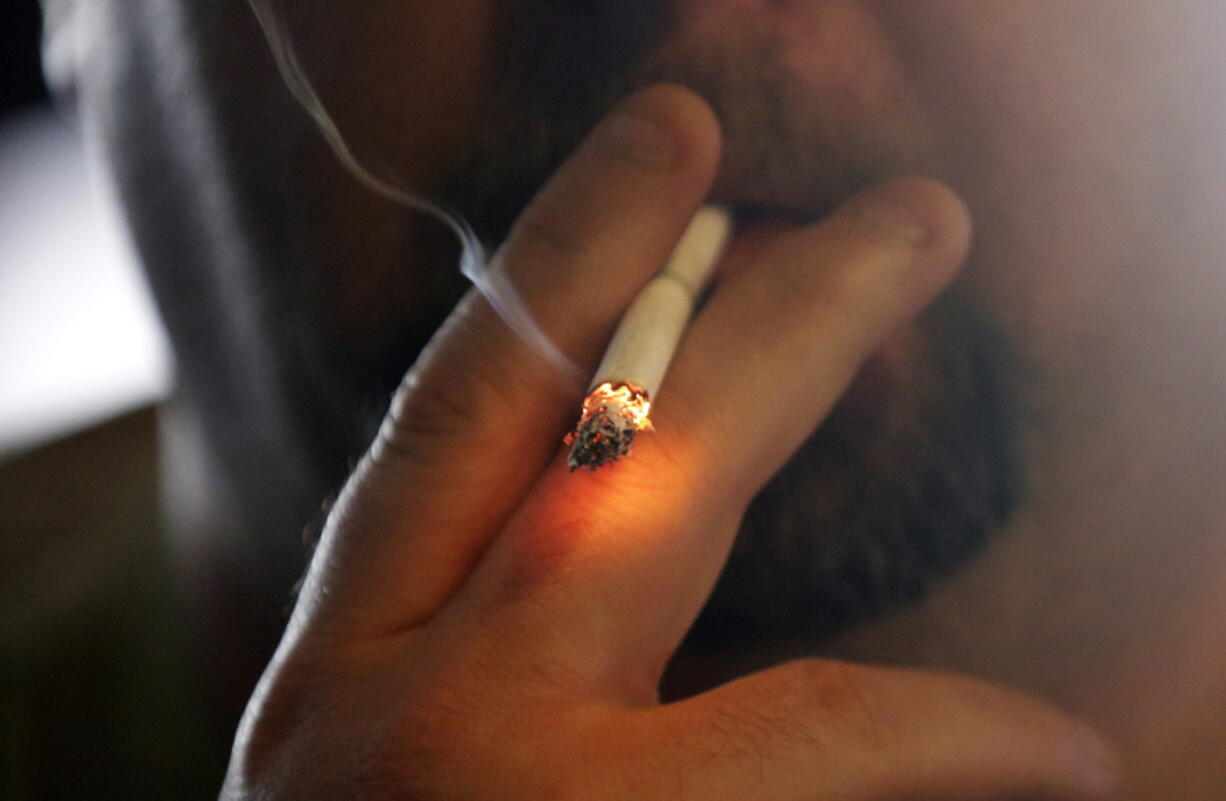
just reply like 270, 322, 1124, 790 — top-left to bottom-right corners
625, 659, 1121, 801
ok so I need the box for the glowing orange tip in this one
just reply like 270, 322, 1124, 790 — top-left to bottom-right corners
565, 382, 652, 470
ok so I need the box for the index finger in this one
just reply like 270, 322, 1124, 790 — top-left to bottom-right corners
299, 85, 722, 637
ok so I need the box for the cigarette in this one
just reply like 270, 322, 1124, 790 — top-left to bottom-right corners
566, 206, 733, 470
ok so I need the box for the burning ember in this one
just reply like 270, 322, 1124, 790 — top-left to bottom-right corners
565, 382, 652, 470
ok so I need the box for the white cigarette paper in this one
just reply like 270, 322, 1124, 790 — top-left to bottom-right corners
567, 206, 733, 470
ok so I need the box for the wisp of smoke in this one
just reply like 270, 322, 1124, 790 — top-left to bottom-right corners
245, 0, 584, 385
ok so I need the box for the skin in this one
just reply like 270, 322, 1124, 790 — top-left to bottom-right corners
50, 0, 1226, 796
223, 92, 1115, 799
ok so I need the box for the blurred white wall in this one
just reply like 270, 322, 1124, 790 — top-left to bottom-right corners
0, 108, 171, 458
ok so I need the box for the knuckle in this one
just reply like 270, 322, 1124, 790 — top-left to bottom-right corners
373, 328, 520, 469
386, 371, 481, 449
507, 209, 589, 265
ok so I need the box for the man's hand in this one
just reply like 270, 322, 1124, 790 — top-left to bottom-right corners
220, 84, 1119, 800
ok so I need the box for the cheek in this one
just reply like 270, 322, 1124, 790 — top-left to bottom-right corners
873, 2, 1168, 347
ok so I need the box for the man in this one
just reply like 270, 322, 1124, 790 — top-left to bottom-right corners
47, 0, 1226, 797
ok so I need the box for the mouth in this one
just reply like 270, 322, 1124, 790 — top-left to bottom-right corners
447, 0, 928, 256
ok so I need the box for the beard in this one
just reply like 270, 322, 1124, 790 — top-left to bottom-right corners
422, 0, 1023, 650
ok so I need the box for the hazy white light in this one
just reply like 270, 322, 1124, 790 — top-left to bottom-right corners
0, 109, 171, 458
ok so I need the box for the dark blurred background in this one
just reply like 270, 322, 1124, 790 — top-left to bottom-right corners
1, 3, 212, 799
1, 0, 49, 118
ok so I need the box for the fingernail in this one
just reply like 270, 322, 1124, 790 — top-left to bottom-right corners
851, 190, 934, 247
597, 105, 678, 171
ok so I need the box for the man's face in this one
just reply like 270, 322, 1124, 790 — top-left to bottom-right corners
425, 0, 1188, 341
270, 0, 1212, 660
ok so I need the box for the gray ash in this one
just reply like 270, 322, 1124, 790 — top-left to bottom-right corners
566, 409, 636, 470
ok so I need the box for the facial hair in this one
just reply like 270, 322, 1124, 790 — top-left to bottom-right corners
428, 0, 1023, 650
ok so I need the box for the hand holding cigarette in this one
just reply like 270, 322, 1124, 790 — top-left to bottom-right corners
222, 85, 1118, 801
